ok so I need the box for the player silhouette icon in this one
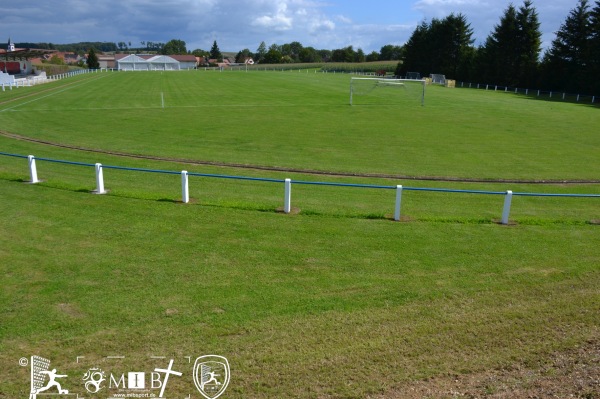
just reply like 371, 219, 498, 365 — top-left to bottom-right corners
35, 369, 69, 394
202, 371, 222, 388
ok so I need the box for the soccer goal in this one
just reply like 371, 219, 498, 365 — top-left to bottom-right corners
430, 74, 446, 85
350, 77, 425, 106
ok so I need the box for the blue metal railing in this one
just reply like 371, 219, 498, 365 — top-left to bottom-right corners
1, 152, 598, 223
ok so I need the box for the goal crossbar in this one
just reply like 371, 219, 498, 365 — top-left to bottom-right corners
350, 78, 425, 106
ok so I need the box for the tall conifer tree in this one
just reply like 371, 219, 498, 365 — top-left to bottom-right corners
480, 1, 541, 87
589, 1, 600, 93
516, 1, 542, 87
542, 0, 592, 93
210, 40, 222, 62
481, 4, 519, 85
86, 48, 99, 69
398, 15, 473, 79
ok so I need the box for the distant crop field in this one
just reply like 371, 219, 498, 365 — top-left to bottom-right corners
0, 70, 598, 399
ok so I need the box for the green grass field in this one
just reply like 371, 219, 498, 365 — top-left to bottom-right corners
0, 70, 598, 398
1, 70, 599, 180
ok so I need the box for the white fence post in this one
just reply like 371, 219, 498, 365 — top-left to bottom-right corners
94, 163, 106, 194
394, 185, 403, 221
501, 190, 513, 225
284, 178, 291, 213
181, 170, 189, 203
28, 155, 39, 183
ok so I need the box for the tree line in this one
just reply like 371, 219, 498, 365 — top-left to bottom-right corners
231, 42, 403, 64
398, 0, 600, 95
239, 0, 600, 95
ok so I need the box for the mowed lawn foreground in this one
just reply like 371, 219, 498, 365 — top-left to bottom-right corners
0, 178, 598, 398
0, 71, 598, 398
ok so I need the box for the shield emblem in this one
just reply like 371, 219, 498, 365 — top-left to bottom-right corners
193, 355, 230, 399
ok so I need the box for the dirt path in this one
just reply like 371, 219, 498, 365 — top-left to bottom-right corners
371, 337, 599, 399
2, 131, 599, 184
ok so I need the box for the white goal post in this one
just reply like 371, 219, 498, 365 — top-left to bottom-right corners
350, 77, 426, 106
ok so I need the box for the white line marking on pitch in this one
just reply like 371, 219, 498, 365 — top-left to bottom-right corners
0, 74, 112, 113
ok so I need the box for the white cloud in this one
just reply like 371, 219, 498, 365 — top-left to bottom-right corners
335, 15, 353, 24
309, 19, 336, 34
250, 1, 295, 31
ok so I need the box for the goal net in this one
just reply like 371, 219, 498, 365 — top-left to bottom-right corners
350, 78, 425, 106
430, 74, 446, 85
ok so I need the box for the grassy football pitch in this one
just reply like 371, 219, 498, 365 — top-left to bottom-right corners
0, 70, 598, 398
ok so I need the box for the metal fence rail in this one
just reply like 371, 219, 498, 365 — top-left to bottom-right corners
455, 81, 597, 104
1, 152, 598, 224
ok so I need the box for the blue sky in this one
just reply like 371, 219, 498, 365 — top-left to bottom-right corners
1, 0, 579, 54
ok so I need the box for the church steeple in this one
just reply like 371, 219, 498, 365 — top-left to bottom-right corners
8, 37, 15, 52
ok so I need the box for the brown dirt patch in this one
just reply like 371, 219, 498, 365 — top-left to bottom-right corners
56, 302, 85, 318
370, 339, 600, 399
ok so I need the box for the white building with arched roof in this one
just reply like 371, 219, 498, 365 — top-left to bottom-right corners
115, 54, 197, 71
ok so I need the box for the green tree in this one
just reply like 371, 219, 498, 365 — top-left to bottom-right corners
397, 21, 428, 76
235, 48, 254, 63
191, 49, 209, 57
480, 4, 520, 85
589, 0, 600, 93
379, 44, 403, 60
398, 14, 473, 79
49, 55, 65, 65
256, 41, 267, 63
480, 1, 541, 87
516, 0, 542, 87
162, 39, 187, 55
279, 41, 304, 62
355, 48, 366, 63
318, 49, 332, 62
263, 45, 282, 64
210, 40, 222, 61
436, 13, 474, 79
299, 47, 321, 63
366, 51, 379, 62
86, 48, 100, 69
331, 46, 355, 62
542, 0, 592, 92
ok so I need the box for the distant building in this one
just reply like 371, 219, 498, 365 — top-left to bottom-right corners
97, 54, 116, 69
115, 54, 197, 70
1, 38, 55, 76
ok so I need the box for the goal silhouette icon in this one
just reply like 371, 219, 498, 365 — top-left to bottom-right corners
29, 355, 51, 399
